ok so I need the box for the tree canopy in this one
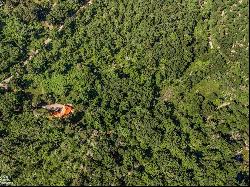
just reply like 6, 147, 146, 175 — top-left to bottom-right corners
0, 0, 249, 186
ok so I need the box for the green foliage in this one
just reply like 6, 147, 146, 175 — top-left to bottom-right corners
0, 0, 249, 186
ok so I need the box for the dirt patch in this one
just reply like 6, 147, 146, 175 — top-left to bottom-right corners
161, 87, 174, 102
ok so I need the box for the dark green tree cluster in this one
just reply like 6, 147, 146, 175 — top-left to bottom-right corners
0, 0, 249, 185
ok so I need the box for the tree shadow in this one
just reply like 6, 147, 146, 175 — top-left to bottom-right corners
69, 111, 85, 125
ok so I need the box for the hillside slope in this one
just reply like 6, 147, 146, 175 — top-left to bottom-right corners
0, 0, 249, 185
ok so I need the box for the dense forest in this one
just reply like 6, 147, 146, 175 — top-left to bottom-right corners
0, 0, 249, 186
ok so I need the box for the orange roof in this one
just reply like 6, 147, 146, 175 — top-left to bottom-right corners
51, 104, 74, 118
